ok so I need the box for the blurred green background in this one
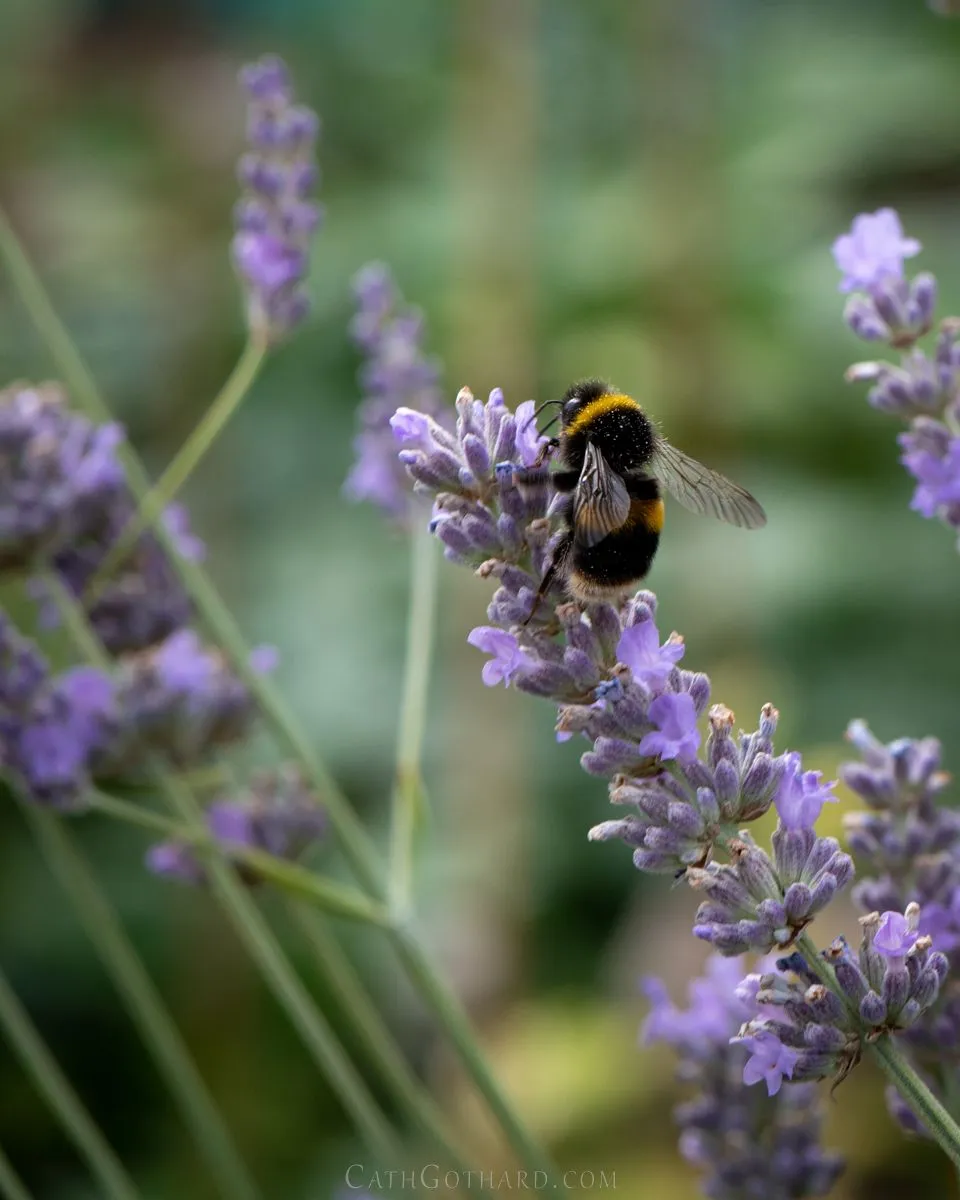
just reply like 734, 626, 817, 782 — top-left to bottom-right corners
2, 0, 960, 1196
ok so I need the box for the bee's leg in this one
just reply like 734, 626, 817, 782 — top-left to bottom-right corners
523, 531, 571, 625
514, 438, 560, 486
550, 469, 580, 493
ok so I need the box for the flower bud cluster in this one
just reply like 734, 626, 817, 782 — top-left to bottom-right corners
0, 383, 274, 810
644, 955, 844, 1198
835, 210, 960, 545
232, 55, 321, 344
147, 765, 327, 887
734, 905, 948, 1099
344, 263, 448, 519
841, 720, 960, 957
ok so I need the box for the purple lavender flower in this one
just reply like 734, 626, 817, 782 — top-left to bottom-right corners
36, 492, 202, 655
0, 613, 116, 810
899, 422, 960, 522
638, 692, 700, 763
875, 909, 919, 960
93, 629, 265, 774
616, 620, 684, 688
834, 210, 935, 348
0, 383, 125, 573
646, 955, 844, 1197
343, 263, 447, 518
832, 209, 921, 294
775, 753, 838, 830
739, 1029, 798, 1096
232, 55, 321, 344
467, 627, 535, 687
147, 766, 326, 886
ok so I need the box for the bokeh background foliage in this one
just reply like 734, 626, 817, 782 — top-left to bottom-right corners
2, 0, 960, 1196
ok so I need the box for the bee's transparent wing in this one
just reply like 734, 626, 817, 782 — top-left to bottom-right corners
649, 438, 766, 529
573, 441, 632, 547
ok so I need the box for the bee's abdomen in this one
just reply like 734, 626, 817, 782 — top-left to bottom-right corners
568, 523, 660, 600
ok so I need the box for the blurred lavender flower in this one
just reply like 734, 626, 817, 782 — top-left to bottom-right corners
0, 612, 115, 810
35, 494, 202, 655
735, 904, 948, 1099
344, 263, 447, 518
147, 766, 326, 886
645, 954, 844, 1198
0, 382, 125, 573
838, 213, 960, 548
233, 55, 321, 344
93, 629, 272, 775
833, 209, 933, 348
841, 720, 960, 1131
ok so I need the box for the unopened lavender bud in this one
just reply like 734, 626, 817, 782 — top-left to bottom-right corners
860, 991, 887, 1026
804, 984, 846, 1025
696, 786, 720, 826
803, 1023, 849, 1054
706, 704, 737, 765
740, 753, 777, 816
734, 842, 781, 900
712, 759, 741, 817
684, 672, 711, 715
844, 295, 890, 341
462, 433, 490, 479
783, 881, 813, 924
881, 965, 911, 1015
907, 272, 937, 328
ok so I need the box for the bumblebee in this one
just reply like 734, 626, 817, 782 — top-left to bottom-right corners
525, 379, 766, 607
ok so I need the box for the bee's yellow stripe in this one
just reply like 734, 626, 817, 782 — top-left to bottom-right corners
629, 497, 664, 533
565, 392, 642, 436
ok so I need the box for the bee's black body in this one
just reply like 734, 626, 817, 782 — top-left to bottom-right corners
523, 377, 765, 614
545, 380, 664, 602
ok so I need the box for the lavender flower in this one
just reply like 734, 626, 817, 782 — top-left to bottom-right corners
232, 55, 321, 344
0, 382, 125, 573
344, 263, 447, 518
0, 613, 115, 810
735, 905, 948, 1102
93, 630, 271, 774
147, 766, 326, 886
841, 720, 960, 955
838, 212, 960, 548
36, 494, 202, 655
645, 955, 844, 1198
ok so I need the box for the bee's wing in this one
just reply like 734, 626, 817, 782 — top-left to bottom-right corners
573, 441, 632, 547
648, 438, 766, 529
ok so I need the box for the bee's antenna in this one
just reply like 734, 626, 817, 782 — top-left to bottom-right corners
520, 398, 563, 435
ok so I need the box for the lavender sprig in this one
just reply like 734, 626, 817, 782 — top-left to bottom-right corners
390, 381, 960, 1156
836, 208, 960, 547
344, 263, 448, 518
645, 955, 844, 1198
232, 55, 321, 344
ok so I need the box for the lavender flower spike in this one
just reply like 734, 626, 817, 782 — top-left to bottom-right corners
147, 766, 326, 886
344, 263, 448, 518
834, 209, 935, 348
646, 955, 844, 1197
233, 55, 321, 344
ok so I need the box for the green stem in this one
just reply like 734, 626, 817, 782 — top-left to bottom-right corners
391, 922, 560, 1185
159, 773, 402, 1166
287, 903, 477, 1176
2, 208, 559, 1184
84, 338, 267, 600
0, 964, 140, 1200
23, 807, 261, 1200
389, 516, 438, 917
85, 790, 389, 926
47, 585, 402, 1168
795, 932, 960, 1169
0, 1144, 32, 1200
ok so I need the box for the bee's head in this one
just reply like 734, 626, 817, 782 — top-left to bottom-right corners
560, 379, 612, 429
